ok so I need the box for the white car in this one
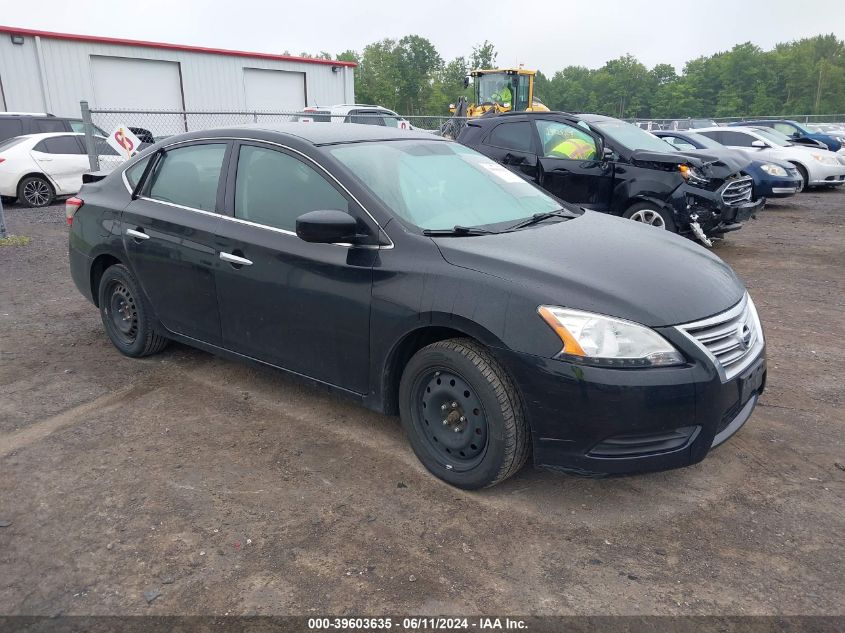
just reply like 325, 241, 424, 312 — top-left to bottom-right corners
0, 132, 120, 207
696, 126, 845, 190
295, 104, 414, 129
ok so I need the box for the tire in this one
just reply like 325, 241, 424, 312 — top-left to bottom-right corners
17, 175, 55, 208
792, 164, 808, 192
623, 202, 677, 232
398, 338, 530, 489
98, 263, 169, 358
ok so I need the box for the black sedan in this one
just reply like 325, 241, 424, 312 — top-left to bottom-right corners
68, 124, 766, 489
456, 112, 764, 245
654, 130, 803, 197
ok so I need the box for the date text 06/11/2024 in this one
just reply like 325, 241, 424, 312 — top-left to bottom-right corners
307, 617, 528, 630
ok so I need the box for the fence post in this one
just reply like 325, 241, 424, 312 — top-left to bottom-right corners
0, 195, 7, 239
80, 100, 100, 172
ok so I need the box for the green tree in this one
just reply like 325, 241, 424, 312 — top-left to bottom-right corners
470, 41, 497, 70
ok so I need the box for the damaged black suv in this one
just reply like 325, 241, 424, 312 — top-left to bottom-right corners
457, 112, 764, 245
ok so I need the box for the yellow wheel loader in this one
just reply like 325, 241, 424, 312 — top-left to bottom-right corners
442, 67, 549, 138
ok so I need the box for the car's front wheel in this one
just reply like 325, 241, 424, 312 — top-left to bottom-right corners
18, 175, 55, 208
399, 338, 529, 489
623, 202, 677, 232
98, 263, 169, 357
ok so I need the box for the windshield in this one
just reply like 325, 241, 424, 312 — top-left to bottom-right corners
681, 132, 723, 150
753, 128, 792, 147
329, 140, 561, 231
475, 73, 514, 107
588, 119, 676, 152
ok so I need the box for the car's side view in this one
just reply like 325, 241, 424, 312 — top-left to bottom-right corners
69, 123, 766, 489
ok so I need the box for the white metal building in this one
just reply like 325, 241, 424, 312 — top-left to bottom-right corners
0, 25, 356, 118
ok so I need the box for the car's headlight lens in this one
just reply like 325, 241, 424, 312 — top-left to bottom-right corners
538, 306, 685, 367
811, 153, 838, 165
679, 164, 709, 186
760, 163, 788, 177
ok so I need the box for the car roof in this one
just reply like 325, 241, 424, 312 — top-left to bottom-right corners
167, 123, 441, 146
13, 132, 86, 140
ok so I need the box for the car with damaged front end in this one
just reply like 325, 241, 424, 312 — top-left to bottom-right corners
457, 112, 764, 246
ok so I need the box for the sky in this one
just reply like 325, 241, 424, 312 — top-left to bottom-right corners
1, 0, 843, 74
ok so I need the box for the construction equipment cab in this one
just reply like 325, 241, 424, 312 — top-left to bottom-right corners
452, 68, 550, 117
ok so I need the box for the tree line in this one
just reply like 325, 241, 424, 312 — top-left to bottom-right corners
300, 34, 845, 118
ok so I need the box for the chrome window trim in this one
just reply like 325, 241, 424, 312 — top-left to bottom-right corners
120, 135, 394, 250
675, 292, 765, 382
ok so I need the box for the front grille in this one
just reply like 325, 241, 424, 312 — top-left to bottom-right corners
721, 176, 753, 206
676, 294, 763, 381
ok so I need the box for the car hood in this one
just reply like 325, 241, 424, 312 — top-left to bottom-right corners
434, 211, 745, 327
630, 148, 747, 178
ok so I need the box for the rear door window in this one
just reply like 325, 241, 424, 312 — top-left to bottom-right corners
34, 135, 87, 154
234, 144, 348, 232
33, 119, 67, 134
147, 143, 227, 212
346, 110, 386, 126
485, 121, 534, 153
0, 118, 24, 142
719, 131, 755, 147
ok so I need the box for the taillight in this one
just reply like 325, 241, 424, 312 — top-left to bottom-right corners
0, 158, 5, 164
66, 197, 83, 226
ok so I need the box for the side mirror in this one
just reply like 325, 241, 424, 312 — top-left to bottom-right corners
751, 139, 767, 148
602, 146, 614, 160
463, 76, 470, 89
296, 209, 358, 244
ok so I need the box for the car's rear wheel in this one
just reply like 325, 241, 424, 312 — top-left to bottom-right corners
98, 264, 169, 357
399, 338, 529, 489
17, 175, 55, 208
623, 202, 676, 232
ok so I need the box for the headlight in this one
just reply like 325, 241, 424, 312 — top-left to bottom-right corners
760, 163, 788, 177
679, 164, 709, 186
811, 153, 838, 165
537, 306, 685, 367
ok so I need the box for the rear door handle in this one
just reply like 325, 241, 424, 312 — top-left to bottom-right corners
125, 228, 150, 240
219, 252, 253, 266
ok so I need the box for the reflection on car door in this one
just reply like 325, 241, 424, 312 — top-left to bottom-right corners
121, 141, 230, 345
480, 120, 539, 181
214, 141, 376, 394
29, 135, 89, 194
533, 119, 613, 210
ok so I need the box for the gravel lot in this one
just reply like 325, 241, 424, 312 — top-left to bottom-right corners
0, 191, 843, 616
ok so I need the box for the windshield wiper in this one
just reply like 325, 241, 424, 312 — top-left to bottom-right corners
506, 208, 575, 231
423, 225, 498, 237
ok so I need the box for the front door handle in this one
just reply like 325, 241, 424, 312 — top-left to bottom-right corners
126, 228, 150, 240
219, 251, 253, 266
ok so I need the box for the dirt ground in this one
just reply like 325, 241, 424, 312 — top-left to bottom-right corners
0, 190, 843, 617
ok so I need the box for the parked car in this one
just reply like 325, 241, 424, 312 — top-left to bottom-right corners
635, 121, 663, 131
0, 132, 122, 207
654, 130, 803, 197
728, 119, 842, 153
295, 104, 413, 129
456, 112, 762, 245
68, 123, 766, 489
0, 112, 108, 144
696, 126, 845, 190
668, 118, 719, 131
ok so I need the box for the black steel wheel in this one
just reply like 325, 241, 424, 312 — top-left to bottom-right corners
399, 338, 530, 489
17, 175, 55, 208
98, 263, 169, 357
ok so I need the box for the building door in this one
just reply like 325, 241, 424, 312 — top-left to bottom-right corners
243, 68, 306, 112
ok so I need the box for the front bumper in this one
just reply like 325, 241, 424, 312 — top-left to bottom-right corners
496, 332, 766, 477
807, 163, 845, 186
669, 184, 764, 237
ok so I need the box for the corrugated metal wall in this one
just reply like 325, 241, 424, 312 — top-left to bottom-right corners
0, 34, 354, 117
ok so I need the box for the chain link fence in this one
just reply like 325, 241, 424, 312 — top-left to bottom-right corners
80, 103, 469, 170
629, 114, 845, 130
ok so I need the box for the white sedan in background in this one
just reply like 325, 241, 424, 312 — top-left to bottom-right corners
696, 126, 845, 190
0, 132, 121, 207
